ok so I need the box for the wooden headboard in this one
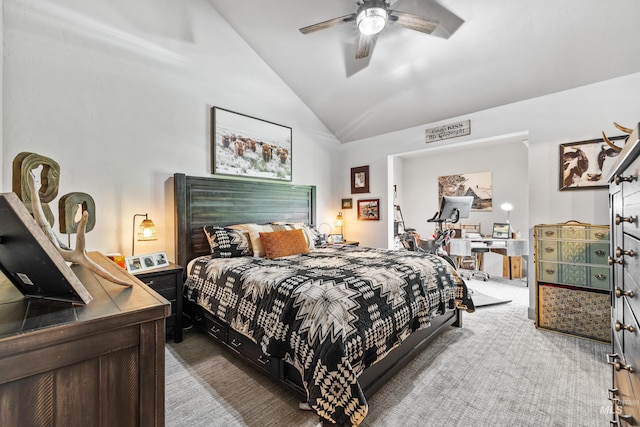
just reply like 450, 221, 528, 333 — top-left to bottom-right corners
174, 173, 316, 272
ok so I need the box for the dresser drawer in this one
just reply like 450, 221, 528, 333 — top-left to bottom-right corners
622, 191, 640, 241
588, 266, 610, 290
588, 242, 610, 265
560, 264, 588, 287
624, 234, 640, 283
612, 364, 640, 426
621, 298, 640, 360
559, 241, 587, 263
536, 226, 559, 239
560, 226, 587, 240
537, 241, 559, 261
138, 273, 178, 294
589, 227, 610, 241
622, 149, 640, 199
538, 262, 559, 283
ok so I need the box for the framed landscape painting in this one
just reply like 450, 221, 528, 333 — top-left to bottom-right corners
438, 171, 492, 211
212, 107, 292, 181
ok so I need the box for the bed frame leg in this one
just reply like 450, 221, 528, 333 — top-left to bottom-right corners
453, 309, 463, 328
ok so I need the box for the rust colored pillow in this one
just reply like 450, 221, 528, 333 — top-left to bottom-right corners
259, 228, 310, 259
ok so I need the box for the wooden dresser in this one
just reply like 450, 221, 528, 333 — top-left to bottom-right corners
534, 221, 611, 342
0, 252, 170, 427
608, 124, 640, 425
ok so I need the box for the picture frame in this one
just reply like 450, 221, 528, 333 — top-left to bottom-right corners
357, 198, 380, 221
438, 171, 492, 211
351, 165, 370, 194
559, 136, 626, 191
125, 251, 170, 274
341, 198, 353, 209
492, 223, 511, 239
212, 107, 292, 182
330, 234, 344, 243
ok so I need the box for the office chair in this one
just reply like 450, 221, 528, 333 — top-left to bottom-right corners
466, 243, 491, 281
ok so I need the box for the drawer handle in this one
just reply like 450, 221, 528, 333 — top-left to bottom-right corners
544, 247, 555, 253
616, 247, 636, 258
615, 288, 635, 299
544, 268, 556, 274
615, 174, 637, 185
210, 326, 221, 334
615, 321, 636, 333
544, 231, 555, 237
615, 214, 637, 225
594, 274, 607, 281
594, 232, 607, 240
257, 355, 270, 365
145, 280, 154, 285
230, 339, 242, 348
594, 250, 607, 257
609, 256, 623, 266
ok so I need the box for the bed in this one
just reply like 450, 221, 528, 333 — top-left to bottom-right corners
174, 173, 474, 426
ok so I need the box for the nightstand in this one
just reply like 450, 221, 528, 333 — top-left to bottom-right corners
134, 263, 184, 343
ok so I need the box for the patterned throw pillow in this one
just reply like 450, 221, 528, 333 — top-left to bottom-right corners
259, 228, 310, 259
203, 226, 253, 258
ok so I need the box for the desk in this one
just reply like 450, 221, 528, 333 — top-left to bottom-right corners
448, 238, 528, 279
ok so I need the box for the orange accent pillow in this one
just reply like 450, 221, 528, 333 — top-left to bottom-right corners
259, 228, 310, 259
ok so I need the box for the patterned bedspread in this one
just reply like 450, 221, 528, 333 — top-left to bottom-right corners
184, 245, 474, 426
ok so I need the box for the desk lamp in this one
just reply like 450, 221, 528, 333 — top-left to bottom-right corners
501, 202, 513, 223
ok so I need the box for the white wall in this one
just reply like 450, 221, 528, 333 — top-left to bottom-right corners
1, 0, 341, 262
337, 72, 640, 314
398, 136, 529, 240
337, 73, 640, 249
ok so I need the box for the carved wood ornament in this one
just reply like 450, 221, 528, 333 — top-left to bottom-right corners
13, 152, 131, 288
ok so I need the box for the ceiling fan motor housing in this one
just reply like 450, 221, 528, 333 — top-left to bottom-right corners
356, 0, 389, 35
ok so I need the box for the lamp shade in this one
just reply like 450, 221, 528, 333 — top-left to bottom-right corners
132, 213, 157, 256
335, 212, 344, 227
137, 218, 157, 241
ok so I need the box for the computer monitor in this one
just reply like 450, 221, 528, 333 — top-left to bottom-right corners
0, 192, 93, 304
492, 222, 511, 239
438, 196, 474, 223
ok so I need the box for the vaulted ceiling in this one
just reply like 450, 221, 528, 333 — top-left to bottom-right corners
207, 0, 640, 143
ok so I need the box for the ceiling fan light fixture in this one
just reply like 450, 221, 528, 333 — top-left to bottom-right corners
357, 7, 388, 35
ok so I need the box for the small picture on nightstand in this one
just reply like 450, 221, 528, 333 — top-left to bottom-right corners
330, 234, 344, 243
126, 251, 169, 273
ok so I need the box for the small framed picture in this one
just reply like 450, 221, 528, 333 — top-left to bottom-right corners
341, 198, 353, 209
351, 165, 369, 194
358, 199, 380, 221
126, 251, 169, 273
330, 234, 344, 243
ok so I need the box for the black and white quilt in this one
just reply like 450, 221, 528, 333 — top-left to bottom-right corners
184, 245, 474, 426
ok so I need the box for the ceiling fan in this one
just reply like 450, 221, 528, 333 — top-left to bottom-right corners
299, 0, 439, 60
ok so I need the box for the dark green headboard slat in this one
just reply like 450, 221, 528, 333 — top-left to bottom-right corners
174, 173, 316, 272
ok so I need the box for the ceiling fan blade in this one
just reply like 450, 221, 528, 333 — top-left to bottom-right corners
389, 10, 439, 34
356, 34, 377, 59
299, 14, 356, 34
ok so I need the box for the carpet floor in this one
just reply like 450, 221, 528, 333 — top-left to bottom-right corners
165, 278, 611, 426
